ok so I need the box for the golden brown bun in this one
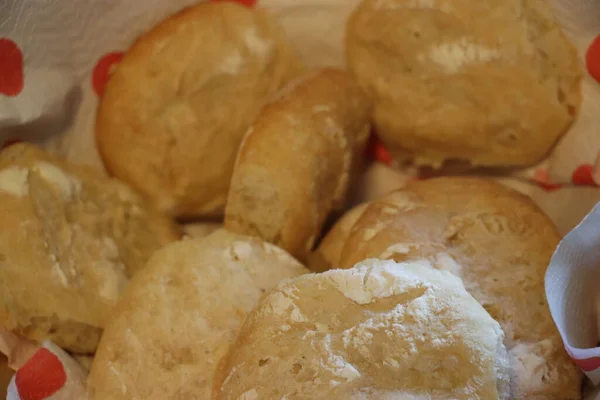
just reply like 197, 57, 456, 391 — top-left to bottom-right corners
214, 259, 511, 399
96, 2, 303, 218
88, 229, 308, 400
0, 144, 179, 353
224, 69, 371, 262
346, 0, 582, 167
329, 177, 581, 399
308, 203, 368, 272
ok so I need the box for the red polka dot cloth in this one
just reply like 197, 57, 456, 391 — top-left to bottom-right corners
6, 342, 86, 400
1, 0, 600, 395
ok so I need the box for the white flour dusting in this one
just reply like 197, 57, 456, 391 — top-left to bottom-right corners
268, 291, 308, 322
0, 163, 81, 199
220, 50, 243, 75
326, 260, 425, 304
423, 37, 500, 73
238, 388, 259, 400
35, 162, 81, 199
0, 167, 29, 197
375, 0, 452, 12
244, 27, 272, 59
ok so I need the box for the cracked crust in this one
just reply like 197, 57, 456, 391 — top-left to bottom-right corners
331, 177, 582, 399
96, 2, 303, 218
214, 259, 511, 399
346, 0, 582, 167
224, 69, 371, 262
0, 144, 180, 353
88, 229, 307, 400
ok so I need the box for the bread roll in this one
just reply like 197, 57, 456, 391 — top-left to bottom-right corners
224, 69, 371, 261
346, 0, 582, 167
308, 203, 368, 272
0, 144, 179, 353
96, 2, 303, 218
334, 177, 581, 399
88, 229, 308, 400
214, 259, 511, 399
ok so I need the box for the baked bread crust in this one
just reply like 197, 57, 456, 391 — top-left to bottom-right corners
214, 259, 511, 399
0, 144, 179, 353
346, 0, 582, 167
326, 177, 581, 399
88, 229, 307, 400
224, 69, 371, 261
96, 2, 303, 218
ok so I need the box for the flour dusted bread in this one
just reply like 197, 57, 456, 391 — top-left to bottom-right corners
96, 2, 303, 218
214, 259, 511, 399
88, 229, 307, 400
332, 177, 581, 399
0, 144, 179, 353
346, 0, 582, 167
224, 69, 370, 261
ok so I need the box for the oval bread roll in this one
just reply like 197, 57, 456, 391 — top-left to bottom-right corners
88, 229, 308, 400
330, 177, 581, 399
214, 259, 511, 399
224, 69, 371, 262
346, 0, 582, 167
96, 2, 303, 218
0, 144, 179, 353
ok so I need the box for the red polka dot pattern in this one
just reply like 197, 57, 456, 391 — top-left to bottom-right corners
0, 38, 24, 97
15, 348, 66, 400
572, 164, 597, 186
211, 0, 258, 7
573, 356, 600, 372
586, 35, 600, 83
531, 169, 562, 191
92, 52, 124, 96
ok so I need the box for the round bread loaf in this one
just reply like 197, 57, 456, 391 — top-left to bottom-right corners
214, 259, 511, 399
330, 177, 581, 399
224, 69, 371, 262
96, 2, 303, 218
0, 144, 179, 353
346, 0, 582, 167
88, 229, 308, 400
